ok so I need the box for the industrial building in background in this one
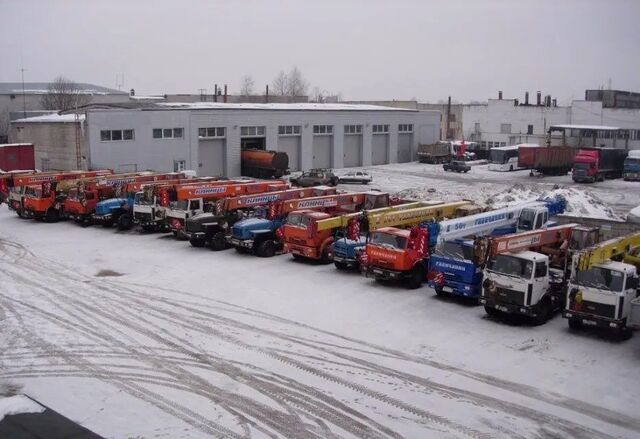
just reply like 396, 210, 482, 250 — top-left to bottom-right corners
85, 102, 439, 176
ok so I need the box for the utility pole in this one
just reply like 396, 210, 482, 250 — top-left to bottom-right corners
20, 67, 27, 118
445, 96, 452, 140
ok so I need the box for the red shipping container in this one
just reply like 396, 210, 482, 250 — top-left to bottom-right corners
0, 143, 35, 171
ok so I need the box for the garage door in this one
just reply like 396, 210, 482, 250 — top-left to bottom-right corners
397, 133, 413, 163
343, 135, 362, 167
313, 136, 332, 169
371, 135, 388, 165
278, 136, 301, 171
198, 139, 225, 177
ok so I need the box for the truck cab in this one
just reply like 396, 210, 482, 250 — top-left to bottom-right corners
623, 150, 640, 181
364, 227, 428, 289
428, 239, 479, 297
481, 251, 566, 323
282, 210, 335, 261
564, 260, 639, 337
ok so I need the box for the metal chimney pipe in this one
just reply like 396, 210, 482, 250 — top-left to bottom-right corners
265, 84, 269, 103
498, 90, 503, 100
536, 91, 542, 106
525, 92, 529, 105
214, 84, 218, 102
552, 98, 557, 107
224, 84, 227, 103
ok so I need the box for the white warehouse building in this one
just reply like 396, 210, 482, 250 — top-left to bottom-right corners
85, 103, 440, 176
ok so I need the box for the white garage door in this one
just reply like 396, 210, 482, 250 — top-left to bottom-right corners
343, 135, 362, 168
198, 139, 225, 177
278, 136, 301, 171
397, 133, 413, 163
313, 136, 332, 169
371, 135, 388, 165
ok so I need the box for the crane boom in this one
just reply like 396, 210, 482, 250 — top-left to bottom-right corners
314, 201, 434, 231
223, 187, 333, 211
575, 232, 640, 271
280, 192, 367, 214
14, 170, 112, 186
488, 224, 578, 256
367, 201, 471, 230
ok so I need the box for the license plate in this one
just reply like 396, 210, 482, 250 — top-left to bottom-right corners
230, 238, 240, 245
333, 256, 344, 262
373, 269, 383, 275
583, 319, 597, 326
442, 286, 452, 293
496, 305, 508, 312
292, 248, 304, 255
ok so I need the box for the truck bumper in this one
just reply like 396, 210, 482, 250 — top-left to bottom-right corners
92, 213, 112, 222
333, 254, 358, 268
479, 297, 537, 316
283, 243, 320, 259
572, 176, 595, 183
429, 279, 480, 297
624, 172, 640, 181
365, 266, 407, 281
562, 310, 626, 329
227, 236, 254, 249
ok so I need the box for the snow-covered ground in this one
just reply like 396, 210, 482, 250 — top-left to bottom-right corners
1, 162, 639, 438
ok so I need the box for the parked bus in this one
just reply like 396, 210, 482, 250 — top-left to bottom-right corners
488, 144, 537, 171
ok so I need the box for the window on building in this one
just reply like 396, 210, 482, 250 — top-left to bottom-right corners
500, 142, 507, 147
153, 128, 184, 139
500, 123, 512, 134
240, 126, 266, 137
344, 124, 362, 135
100, 129, 135, 142
278, 125, 301, 135
173, 160, 186, 172
527, 124, 534, 135
488, 141, 494, 148
199, 127, 226, 138
398, 124, 413, 133
480, 141, 486, 148
313, 125, 333, 135
372, 124, 389, 134
474, 122, 480, 133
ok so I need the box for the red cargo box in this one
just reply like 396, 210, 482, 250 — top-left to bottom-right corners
0, 143, 35, 171
518, 145, 576, 176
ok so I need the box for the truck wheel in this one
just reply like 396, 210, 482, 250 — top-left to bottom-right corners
209, 232, 227, 251
484, 306, 500, 317
45, 208, 60, 223
533, 299, 552, 326
117, 214, 133, 231
509, 165, 514, 171
257, 240, 276, 258
406, 266, 424, 289
434, 286, 446, 297
189, 236, 206, 248
568, 319, 582, 330
616, 327, 633, 341
334, 261, 348, 270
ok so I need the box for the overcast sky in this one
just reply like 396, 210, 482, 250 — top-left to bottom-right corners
1, 0, 639, 104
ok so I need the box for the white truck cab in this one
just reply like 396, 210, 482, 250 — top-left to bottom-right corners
481, 250, 565, 323
564, 260, 639, 336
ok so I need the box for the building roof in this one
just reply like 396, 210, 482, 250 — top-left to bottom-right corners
0, 143, 33, 148
12, 113, 85, 123
0, 82, 127, 95
153, 102, 415, 112
549, 124, 621, 131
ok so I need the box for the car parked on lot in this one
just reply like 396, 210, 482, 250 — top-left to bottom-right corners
338, 171, 372, 184
290, 169, 339, 187
443, 161, 471, 173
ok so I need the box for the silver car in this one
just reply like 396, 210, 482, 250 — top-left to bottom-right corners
338, 171, 372, 184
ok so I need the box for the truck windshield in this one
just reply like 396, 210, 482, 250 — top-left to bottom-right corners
517, 209, 536, 231
66, 189, 80, 200
286, 213, 311, 229
574, 267, 625, 292
369, 232, 407, 250
487, 254, 533, 279
170, 200, 189, 210
434, 241, 474, 261
625, 158, 640, 166
134, 192, 152, 206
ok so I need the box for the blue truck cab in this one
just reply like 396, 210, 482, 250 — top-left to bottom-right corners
623, 150, 640, 181
227, 208, 285, 257
331, 233, 367, 269
93, 195, 135, 229
428, 240, 481, 297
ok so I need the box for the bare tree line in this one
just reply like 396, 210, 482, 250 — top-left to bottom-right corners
238, 66, 341, 101
40, 76, 91, 111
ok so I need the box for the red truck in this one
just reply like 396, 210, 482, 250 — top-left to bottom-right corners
518, 146, 577, 176
572, 148, 628, 183
0, 143, 35, 172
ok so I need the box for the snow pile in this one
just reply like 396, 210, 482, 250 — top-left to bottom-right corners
628, 206, 640, 224
0, 395, 45, 422
396, 183, 620, 220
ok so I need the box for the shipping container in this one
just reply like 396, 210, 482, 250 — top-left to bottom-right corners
0, 143, 35, 172
518, 146, 576, 176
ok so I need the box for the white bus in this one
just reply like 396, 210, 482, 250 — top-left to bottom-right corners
488, 144, 537, 171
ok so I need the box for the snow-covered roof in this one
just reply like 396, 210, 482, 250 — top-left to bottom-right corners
130, 95, 166, 100
13, 113, 85, 123
0, 82, 127, 95
549, 124, 621, 131
0, 143, 33, 148
154, 102, 414, 112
